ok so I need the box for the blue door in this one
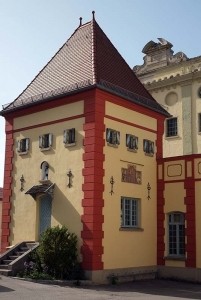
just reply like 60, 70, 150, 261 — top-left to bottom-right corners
39, 194, 52, 236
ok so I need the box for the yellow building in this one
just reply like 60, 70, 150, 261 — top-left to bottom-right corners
0, 15, 169, 282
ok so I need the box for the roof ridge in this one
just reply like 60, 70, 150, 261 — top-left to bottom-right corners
91, 17, 97, 84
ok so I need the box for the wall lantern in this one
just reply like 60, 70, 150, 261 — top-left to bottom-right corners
20, 175, 25, 191
110, 176, 115, 195
147, 182, 151, 200
67, 170, 73, 188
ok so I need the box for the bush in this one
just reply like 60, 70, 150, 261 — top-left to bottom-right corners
22, 226, 79, 280
38, 225, 78, 279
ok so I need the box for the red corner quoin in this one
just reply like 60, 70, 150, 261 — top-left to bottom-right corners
81, 90, 105, 271
1, 119, 13, 253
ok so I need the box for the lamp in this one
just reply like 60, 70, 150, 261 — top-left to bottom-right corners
147, 182, 151, 200
20, 175, 25, 191
110, 176, 115, 195
67, 170, 73, 188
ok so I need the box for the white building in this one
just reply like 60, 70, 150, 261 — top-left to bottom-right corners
134, 39, 201, 157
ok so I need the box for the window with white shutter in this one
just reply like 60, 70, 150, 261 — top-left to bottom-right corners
126, 134, 138, 151
39, 134, 53, 151
106, 128, 120, 147
17, 138, 30, 155
63, 128, 76, 146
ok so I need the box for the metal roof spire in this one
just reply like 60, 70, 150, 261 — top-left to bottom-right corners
79, 17, 82, 26
92, 11, 95, 20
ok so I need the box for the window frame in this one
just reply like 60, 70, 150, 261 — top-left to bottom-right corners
63, 128, 76, 147
17, 138, 30, 155
143, 139, 154, 156
126, 134, 138, 152
39, 133, 53, 151
166, 117, 178, 138
106, 128, 120, 147
168, 212, 185, 258
121, 197, 140, 229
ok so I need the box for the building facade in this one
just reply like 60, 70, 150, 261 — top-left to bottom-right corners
0, 15, 168, 282
134, 39, 201, 158
135, 39, 201, 281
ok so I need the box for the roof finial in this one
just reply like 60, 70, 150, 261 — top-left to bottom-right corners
92, 11, 95, 20
79, 17, 82, 26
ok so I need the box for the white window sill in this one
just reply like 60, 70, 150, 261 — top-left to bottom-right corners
119, 227, 144, 232
165, 135, 180, 140
107, 142, 119, 148
164, 255, 186, 261
18, 151, 28, 155
40, 147, 51, 152
127, 148, 138, 153
144, 152, 154, 157
64, 142, 76, 148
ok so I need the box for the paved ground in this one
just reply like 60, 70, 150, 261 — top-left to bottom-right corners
1, 276, 201, 299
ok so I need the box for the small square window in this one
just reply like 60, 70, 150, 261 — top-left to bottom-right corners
63, 128, 76, 146
39, 133, 53, 150
143, 139, 154, 156
121, 197, 140, 228
166, 117, 178, 137
126, 134, 138, 151
17, 138, 30, 154
106, 128, 120, 146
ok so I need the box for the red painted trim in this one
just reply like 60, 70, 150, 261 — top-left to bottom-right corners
105, 115, 157, 134
157, 180, 165, 265
81, 89, 105, 271
14, 114, 84, 133
1, 118, 13, 252
184, 159, 196, 268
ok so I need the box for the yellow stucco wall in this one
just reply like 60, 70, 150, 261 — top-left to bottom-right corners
195, 181, 201, 267
102, 101, 157, 269
10, 100, 84, 246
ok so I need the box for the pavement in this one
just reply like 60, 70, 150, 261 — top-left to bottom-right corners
1, 276, 201, 299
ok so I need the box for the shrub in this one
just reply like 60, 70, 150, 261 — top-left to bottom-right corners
37, 225, 78, 279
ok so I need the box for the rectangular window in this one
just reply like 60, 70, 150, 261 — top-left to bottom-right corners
121, 197, 140, 228
198, 113, 201, 132
166, 117, 178, 137
17, 138, 30, 154
126, 134, 138, 151
63, 128, 76, 146
106, 128, 120, 146
143, 139, 154, 156
39, 133, 53, 150
168, 213, 185, 256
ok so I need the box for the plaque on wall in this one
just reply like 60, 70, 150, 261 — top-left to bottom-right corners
121, 165, 142, 184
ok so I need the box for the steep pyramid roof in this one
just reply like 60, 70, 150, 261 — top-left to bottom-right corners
1, 13, 169, 116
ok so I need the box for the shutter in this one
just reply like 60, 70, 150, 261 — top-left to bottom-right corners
143, 139, 147, 152
116, 131, 120, 145
106, 128, 111, 142
17, 140, 21, 152
63, 130, 67, 144
26, 138, 30, 151
135, 137, 138, 149
71, 128, 75, 143
151, 142, 154, 154
39, 136, 43, 148
126, 134, 130, 147
49, 133, 53, 147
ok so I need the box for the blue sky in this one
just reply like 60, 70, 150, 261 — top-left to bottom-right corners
0, 0, 201, 185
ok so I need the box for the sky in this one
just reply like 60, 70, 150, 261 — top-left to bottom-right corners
0, 0, 201, 186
